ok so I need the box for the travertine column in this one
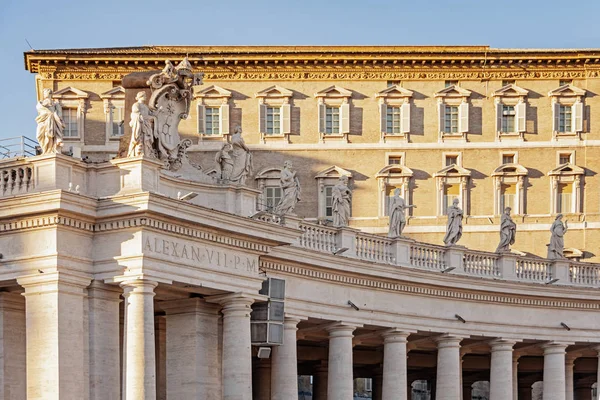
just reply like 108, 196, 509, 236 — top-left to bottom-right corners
121, 278, 158, 400
253, 359, 271, 400
381, 330, 409, 400
513, 354, 520, 400
0, 292, 26, 400
18, 272, 91, 400
326, 323, 356, 400
87, 281, 121, 400
313, 363, 328, 400
163, 298, 221, 400
542, 342, 569, 400
434, 335, 462, 400
271, 317, 301, 400
155, 316, 166, 400
489, 339, 515, 400
208, 293, 255, 400
565, 354, 577, 400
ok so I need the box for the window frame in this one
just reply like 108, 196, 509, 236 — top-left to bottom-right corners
315, 86, 352, 143
549, 84, 586, 140
492, 84, 528, 141
52, 86, 89, 143
256, 85, 293, 144
434, 84, 471, 143
101, 86, 126, 144
194, 85, 232, 141
376, 85, 413, 142
315, 166, 353, 219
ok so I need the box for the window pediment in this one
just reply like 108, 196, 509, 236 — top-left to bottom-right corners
314, 85, 352, 99
53, 86, 89, 99
434, 84, 471, 99
548, 84, 586, 98
194, 85, 232, 99
255, 167, 283, 180
434, 164, 471, 177
548, 163, 584, 176
375, 85, 413, 99
492, 84, 528, 98
492, 163, 528, 177
315, 165, 352, 180
100, 86, 125, 100
376, 165, 414, 178
255, 85, 293, 99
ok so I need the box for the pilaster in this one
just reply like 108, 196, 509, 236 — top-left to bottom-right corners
0, 293, 26, 400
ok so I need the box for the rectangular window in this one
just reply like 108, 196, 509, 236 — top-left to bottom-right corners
111, 106, 124, 137
266, 106, 281, 135
501, 105, 516, 133
445, 155, 458, 167
205, 107, 220, 135
386, 106, 402, 134
62, 108, 78, 137
559, 153, 572, 165
557, 183, 572, 213
558, 105, 572, 132
388, 156, 402, 165
444, 106, 459, 133
365, 378, 373, 392
502, 80, 516, 86
445, 80, 458, 88
500, 184, 516, 212
502, 154, 515, 164
324, 185, 334, 217
559, 79, 573, 86
325, 106, 340, 135
264, 186, 282, 211
443, 184, 460, 214
387, 80, 401, 87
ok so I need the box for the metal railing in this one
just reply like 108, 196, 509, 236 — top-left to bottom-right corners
0, 136, 38, 159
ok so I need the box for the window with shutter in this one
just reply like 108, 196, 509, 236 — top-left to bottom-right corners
459, 102, 469, 133
266, 106, 281, 135
386, 106, 402, 134
63, 108, 79, 138
204, 107, 220, 135
325, 106, 340, 135
219, 104, 229, 135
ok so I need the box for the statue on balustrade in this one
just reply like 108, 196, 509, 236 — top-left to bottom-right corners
387, 188, 416, 238
35, 88, 65, 154
127, 91, 159, 157
214, 143, 234, 181
443, 198, 463, 246
274, 160, 301, 215
495, 207, 517, 253
229, 126, 253, 185
332, 175, 352, 228
547, 214, 568, 259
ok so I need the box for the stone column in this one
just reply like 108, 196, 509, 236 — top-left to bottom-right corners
313, 363, 328, 400
121, 278, 158, 400
87, 281, 121, 400
155, 316, 166, 400
565, 354, 577, 400
162, 298, 221, 400
18, 272, 91, 400
326, 323, 356, 400
253, 359, 271, 400
518, 380, 534, 400
381, 330, 409, 400
574, 382, 593, 400
271, 317, 301, 400
0, 293, 26, 400
512, 354, 520, 400
489, 339, 515, 400
542, 342, 569, 400
207, 293, 255, 400
434, 335, 462, 400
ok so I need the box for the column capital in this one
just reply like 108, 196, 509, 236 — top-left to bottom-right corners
282, 316, 303, 329
206, 292, 263, 308
381, 329, 410, 344
324, 322, 360, 338
541, 341, 572, 355
119, 278, 158, 294
565, 352, 581, 363
87, 280, 122, 301
160, 297, 221, 316
17, 271, 91, 296
433, 334, 463, 348
489, 338, 517, 351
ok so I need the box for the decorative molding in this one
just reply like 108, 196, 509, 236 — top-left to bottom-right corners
260, 260, 600, 310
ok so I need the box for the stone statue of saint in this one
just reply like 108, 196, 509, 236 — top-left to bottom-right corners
229, 126, 253, 185
547, 214, 568, 259
443, 198, 463, 246
215, 143, 234, 181
127, 91, 158, 157
274, 161, 301, 215
387, 188, 416, 238
332, 176, 352, 228
35, 88, 65, 154
495, 207, 517, 253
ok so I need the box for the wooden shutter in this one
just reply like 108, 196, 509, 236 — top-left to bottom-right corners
573, 101, 583, 132
516, 101, 526, 132
459, 102, 469, 133
496, 102, 503, 133
258, 103, 266, 134
318, 103, 326, 133
438, 102, 445, 133
401, 102, 410, 134
219, 104, 229, 135
380, 103, 387, 134
341, 103, 350, 134
552, 102, 560, 132
281, 104, 291, 134
197, 104, 205, 135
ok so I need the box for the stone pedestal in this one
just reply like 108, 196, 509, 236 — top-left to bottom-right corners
326, 323, 356, 400
313, 363, 328, 400
87, 281, 121, 400
0, 293, 26, 400
208, 293, 255, 400
444, 246, 466, 274
163, 298, 221, 400
434, 335, 462, 400
18, 272, 91, 400
271, 317, 301, 400
253, 359, 271, 400
121, 278, 158, 400
391, 237, 414, 266
498, 252, 518, 280
336, 228, 358, 258
489, 339, 515, 400
542, 342, 569, 400
381, 330, 409, 400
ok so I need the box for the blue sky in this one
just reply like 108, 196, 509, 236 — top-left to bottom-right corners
1, 0, 600, 142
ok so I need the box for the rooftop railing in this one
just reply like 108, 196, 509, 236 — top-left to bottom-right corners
0, 136, 38, 159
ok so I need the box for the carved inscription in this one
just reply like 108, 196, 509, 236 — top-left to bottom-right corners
143, 235, 258, 274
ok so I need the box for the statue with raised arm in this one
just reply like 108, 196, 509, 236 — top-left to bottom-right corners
547, 214, 568, 259
443, 198, 463, 246
388, 188, 416, 238
215, 143, 233, 181
495, 207, 517, 253
332, 175, 352, 228
35, 88, 65, 154
127, 91, 158, 157
229, 125, 253, 185
274, 160, 301, 215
